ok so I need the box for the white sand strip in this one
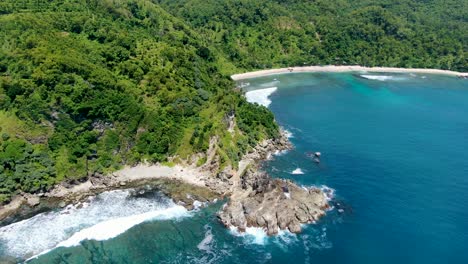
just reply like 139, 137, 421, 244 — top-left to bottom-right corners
231, 65, 468, 80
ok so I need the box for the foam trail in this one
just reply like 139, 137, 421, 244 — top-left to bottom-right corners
291, 168, 304, 175
245, 87, 278, 107
0, 189, 188, 261
197, 225, 214, 252
360, 75, 394, 81
259, 80, 280, 88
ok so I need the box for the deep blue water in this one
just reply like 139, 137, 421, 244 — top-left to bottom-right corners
7, 72, 468, 263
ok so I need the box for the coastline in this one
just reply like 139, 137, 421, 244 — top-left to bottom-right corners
0, 81, 328, 263
231, 65, 468, 80
0, 163, 216, 225
0, 130, 294, 225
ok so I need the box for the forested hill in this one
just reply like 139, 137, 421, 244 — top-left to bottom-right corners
0, 0, 466, 203
0, 0, 278, 203
157, 0, 467, 72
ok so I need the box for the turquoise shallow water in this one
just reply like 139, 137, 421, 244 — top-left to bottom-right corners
3, 72, 468, 263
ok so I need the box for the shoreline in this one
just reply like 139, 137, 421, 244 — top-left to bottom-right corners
0, 98, 328, 261
231, 65, 468, 80
0, 163, 217, 225
0, 130, 294, 225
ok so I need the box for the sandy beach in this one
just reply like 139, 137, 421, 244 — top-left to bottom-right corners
231, 65, 468, 80
113, 164, 207, 187
0, 163, 210, 222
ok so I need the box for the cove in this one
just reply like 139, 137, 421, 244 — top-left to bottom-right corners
3, 72, 468, 264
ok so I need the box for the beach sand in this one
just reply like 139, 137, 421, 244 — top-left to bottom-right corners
231, 65, 468, 80
113, 164, 207, 187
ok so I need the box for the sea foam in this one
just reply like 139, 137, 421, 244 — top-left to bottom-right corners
56, 205, 188, 248
245, 87, 278, 107
229, 226, 268, 245
0, 190, 188, 261
229, 226, 299, 247
283, 129, 294, 138
360, 75, 394, 81
291, 168, 305, 175
320, 185, 336, 202
197, 225, 214, 252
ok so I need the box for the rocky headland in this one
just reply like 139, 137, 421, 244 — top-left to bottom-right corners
214, 132, 329, 235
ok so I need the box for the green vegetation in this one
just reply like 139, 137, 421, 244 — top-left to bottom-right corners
0, 0, 277, 203
0, 0, 466, 203
157, 0, 467, 72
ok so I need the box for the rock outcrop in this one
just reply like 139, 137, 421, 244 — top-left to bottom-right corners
217, 130, 329, 235
218, 168, 328, 235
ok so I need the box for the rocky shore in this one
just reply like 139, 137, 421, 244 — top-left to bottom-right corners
0, 172, 218, 226
218, 178, 328, 234
0, 130, 330, 235
215, 132, 330, 235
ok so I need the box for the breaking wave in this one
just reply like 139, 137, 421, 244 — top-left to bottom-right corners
229, 226, 300, 248
245, 87, 278, 107
360, 75, 395, 81
320, 185, 336, 202
229, 226, 268, 245
291, 168, 305, 175
0, 189, 189, 261
283, 129, 294, 138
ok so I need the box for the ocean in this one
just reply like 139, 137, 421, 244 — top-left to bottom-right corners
1, 72, 467, 264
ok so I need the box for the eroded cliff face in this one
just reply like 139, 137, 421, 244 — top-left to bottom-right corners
212, 131, 330, 235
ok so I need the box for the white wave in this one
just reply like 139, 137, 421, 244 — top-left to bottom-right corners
360, 75, 394, 81
193, 200, 207, 210
229, 226, 300, 246
274, 149, 289, 156
320, 185, 336, 201
229, 226, 268, 245
57, 206, 187, 248
283, 129, 293, 138
0, 190, 188, 261
291, 168, 304, 175
273, 229, 299, 250
245, 87, 278, 107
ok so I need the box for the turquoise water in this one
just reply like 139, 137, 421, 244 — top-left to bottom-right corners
4, 72, 468, 263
